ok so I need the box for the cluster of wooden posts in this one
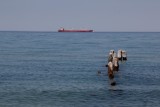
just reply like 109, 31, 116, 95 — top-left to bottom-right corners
107, 49, 127, 85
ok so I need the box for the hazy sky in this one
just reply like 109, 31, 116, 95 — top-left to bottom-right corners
0, 0, 160, 32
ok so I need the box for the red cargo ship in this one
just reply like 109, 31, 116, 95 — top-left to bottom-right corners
58, 28, 93, 32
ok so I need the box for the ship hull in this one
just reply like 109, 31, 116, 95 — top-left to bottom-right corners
58, 29, 93, 32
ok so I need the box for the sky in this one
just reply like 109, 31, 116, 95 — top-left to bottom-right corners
0, 0, 160, 32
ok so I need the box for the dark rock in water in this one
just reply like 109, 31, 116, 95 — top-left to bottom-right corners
97, 71, 101, 75
111, 81, 116, 86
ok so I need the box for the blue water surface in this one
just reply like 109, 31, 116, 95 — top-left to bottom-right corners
0, 31, 160, 107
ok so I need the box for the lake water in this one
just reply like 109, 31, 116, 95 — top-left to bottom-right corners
0, 31, 160, 107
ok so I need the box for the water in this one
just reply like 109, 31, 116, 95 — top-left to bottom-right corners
0, 31, 160, 107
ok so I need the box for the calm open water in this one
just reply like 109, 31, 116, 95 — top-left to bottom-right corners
0, 31, 160, 107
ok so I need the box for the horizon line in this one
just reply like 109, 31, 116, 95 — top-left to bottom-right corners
0, 30, 160, 33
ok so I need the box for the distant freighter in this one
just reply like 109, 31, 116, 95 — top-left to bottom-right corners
58, 28, 93, 32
